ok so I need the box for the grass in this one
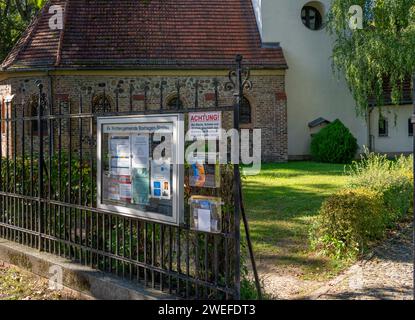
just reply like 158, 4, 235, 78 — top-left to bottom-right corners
243, 161, 350, 279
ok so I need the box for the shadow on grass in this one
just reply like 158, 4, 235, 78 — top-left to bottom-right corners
241, 162, 348, 275
256, 253, 333, 274
243, 181, 336, 220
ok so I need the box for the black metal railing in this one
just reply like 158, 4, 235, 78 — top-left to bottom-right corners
0, 58, 258, 300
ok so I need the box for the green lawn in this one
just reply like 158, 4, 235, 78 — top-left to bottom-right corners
243, 162, 349, 277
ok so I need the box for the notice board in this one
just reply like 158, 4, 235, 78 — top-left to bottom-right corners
97, 115, 184, 225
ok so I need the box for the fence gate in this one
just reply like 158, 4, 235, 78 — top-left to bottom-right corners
0, 56, 260, 300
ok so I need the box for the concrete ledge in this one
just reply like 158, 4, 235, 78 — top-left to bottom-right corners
0, 238, 175, 300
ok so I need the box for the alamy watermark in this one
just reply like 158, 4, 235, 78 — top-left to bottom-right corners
349, 5, 364, 30
48, 265, 63, 291
49, 5, 64, 30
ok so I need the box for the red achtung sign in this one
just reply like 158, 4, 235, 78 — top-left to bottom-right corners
189, 111, 222, 140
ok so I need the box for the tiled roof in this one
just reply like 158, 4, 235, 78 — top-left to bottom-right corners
1, 0, 287, 71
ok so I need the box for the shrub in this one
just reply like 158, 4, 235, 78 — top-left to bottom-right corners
311, 188, 385, 260
347, 149, 413, 226
311, 150, 413, 260
310, 119, 358, 164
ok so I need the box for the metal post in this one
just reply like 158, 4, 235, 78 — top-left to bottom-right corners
233, 55, 243, 299
234, 55, 262, 300
37, 82, 44, 251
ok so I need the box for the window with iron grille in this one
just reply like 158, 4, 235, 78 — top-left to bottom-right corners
92, 93, 112, 114
301, 5, 323, 30
167, 96, 184, 110
29, 94, 48, 136
240, 97, 252, 125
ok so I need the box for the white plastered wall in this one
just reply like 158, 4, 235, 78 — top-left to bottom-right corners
254, 0, 370, 158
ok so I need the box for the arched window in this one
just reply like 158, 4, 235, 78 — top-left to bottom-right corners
240, 97, 252, 125
92, 93, 112, 114
166, 96, 184, 110
301, 5, 323, 30
29, 94, 48, 136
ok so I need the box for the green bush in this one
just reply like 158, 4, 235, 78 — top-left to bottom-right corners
310, 188, 385, 260
347, 150, 413, 226
1, 153, 94, 205
311, 150, 413, 260
310, 119, 358, 164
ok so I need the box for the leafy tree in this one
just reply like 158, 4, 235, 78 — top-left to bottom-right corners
0, 0, 46, 61
327, 0, 415, 115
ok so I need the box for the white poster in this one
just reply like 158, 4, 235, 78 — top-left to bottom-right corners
109, 136, 131, 176
189, 112, 222, 140
132, 134, 149, 169
198, 209, 211, 232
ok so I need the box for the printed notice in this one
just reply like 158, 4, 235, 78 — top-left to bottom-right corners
189, 111, 221, 140
132, 168, 150, 205
119, 177, 132, 202
198, 209, 211, 232
107, 175, 132, 204
151, 161, 171, 200
109, 136, 131, 176
132, 134, 149, 168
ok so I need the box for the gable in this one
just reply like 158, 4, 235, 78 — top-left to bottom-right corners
1, 0, 287, 71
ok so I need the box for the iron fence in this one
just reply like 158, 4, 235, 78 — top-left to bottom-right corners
0, 57, 255, 300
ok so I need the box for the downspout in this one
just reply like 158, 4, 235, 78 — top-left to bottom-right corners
367, 106, 374, 152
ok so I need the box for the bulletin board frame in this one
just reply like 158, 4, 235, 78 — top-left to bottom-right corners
96, 114, 185, 226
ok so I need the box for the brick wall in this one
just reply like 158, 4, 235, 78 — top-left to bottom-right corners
0, 73, 287, 163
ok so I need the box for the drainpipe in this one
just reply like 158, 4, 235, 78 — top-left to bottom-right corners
366, 105, 374, 152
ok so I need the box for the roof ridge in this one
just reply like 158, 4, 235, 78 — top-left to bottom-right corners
1, 0, 53, 70
55, 0, 70, 66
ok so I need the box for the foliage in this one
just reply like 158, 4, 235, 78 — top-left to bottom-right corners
311, 188, 385, 260
311, 150, 413, 260
0, 0, 46, 61
310, 119, 358, 163
1, 153, 94, 206
327, 0, 415, 115
347, 148, 413, 225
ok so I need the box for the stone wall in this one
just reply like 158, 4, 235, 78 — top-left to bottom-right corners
0, 73, 287, 162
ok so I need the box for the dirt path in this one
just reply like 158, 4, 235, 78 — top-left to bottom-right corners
257, 223, 414, 300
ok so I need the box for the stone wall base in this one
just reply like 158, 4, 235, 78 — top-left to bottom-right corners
0, 238, 175, 300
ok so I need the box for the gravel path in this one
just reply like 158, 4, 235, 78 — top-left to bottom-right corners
256, 223, 414, 300
312, 223, 414, 300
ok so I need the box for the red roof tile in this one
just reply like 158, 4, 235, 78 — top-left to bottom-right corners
2, 0, 287, 71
